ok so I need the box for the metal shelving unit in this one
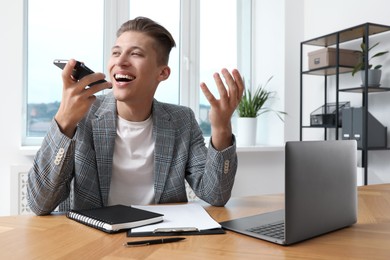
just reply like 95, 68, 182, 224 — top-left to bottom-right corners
299, 22, 390, 185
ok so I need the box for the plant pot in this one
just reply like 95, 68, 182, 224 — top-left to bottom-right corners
236, 117, 257, 146
361, 69, 382, 87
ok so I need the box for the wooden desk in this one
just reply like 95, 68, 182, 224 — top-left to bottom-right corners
1, 184, 390, 259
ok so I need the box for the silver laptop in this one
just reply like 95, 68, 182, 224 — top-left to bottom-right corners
221, 140, 357, 245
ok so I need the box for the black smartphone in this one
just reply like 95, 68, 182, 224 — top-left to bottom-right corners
53, 59, 107, 87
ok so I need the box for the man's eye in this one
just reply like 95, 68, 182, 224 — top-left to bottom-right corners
112, 51, 120, 56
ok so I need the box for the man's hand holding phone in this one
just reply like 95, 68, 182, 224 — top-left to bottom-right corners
54, 59, 112, 138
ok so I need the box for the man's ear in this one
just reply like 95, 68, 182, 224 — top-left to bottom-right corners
158, 66, 171, 82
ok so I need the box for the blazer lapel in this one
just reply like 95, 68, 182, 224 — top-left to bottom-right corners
92, 94, 117, 206
152, 100, 175, 203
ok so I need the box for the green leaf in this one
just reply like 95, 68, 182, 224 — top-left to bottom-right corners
352, 41, 388, 76
236, 76, 286, 121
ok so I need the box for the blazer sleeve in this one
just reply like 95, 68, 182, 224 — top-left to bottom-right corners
185, 115, 238, 207
204, 136, 238, 206
27, 119, 76, 215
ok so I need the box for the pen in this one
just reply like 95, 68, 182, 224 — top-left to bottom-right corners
123, 237, 186, 247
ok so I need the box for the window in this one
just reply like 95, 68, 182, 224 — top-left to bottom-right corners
128, 0, 180, 105
199, 0, 237, 136
24, 0, 104, 145
23, 0, 250, 146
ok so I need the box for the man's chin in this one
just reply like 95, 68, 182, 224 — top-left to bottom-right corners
112, 92, 127, 102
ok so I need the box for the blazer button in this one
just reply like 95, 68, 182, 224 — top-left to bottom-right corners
54, 159, 61, 165
223, 160, 230, 174
54, 148, 65, 165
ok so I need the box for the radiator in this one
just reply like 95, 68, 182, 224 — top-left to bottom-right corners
10, 165, 198, 215
10, 165, 33, 215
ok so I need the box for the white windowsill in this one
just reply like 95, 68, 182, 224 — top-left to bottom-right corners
20, 144, 284, 156
237, 145, 284, 152
20, 146, 41, 156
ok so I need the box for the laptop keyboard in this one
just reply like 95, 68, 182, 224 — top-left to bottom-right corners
246, 221, 285, 240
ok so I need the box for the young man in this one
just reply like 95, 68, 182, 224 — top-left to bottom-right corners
27, 17, 244, 215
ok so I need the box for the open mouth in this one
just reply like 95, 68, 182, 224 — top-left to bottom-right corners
114, 74, 135, 82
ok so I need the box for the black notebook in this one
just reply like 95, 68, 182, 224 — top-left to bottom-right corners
67, 205, 164, 233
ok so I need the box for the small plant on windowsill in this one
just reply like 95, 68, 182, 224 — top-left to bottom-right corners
236, 76, 286, 146
237, 76, 286, 120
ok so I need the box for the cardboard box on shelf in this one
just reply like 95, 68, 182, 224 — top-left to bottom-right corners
308, 48, 359, 70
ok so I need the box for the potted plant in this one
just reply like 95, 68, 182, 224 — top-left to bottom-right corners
352, 41, 388, 87
236, 76, 286, 146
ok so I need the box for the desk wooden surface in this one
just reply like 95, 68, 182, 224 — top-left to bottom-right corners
1, 184, 390, 259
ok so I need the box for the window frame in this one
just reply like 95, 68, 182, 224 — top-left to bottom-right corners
22, 0, 252, 147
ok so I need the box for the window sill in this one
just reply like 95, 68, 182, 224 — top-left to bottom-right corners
237, 145, 284, 152
20, 146, 40, 156
21, 144, 284, 156
203, 136, 284, 153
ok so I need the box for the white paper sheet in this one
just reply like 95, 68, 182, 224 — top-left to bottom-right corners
131, 203, 221, 232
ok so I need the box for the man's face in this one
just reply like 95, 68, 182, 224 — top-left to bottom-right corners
108, 31, 168, 104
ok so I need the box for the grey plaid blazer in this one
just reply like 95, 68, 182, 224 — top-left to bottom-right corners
27, 92, 237, 215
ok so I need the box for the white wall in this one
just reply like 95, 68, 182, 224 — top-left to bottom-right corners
0, 0, 33, 216
284, 0, 304, 142
232, 149, 284, 197
252, 0, 285, 146
230, 0, 288, 199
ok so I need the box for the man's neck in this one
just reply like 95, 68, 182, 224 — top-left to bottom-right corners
116, 100, 153, 122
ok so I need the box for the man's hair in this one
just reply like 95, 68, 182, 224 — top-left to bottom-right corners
117, 16, 176, 65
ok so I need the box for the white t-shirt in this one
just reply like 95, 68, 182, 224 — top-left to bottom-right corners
107, 115, 155, 206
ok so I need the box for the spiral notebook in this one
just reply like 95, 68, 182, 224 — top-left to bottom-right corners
67, 204, 164, 233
